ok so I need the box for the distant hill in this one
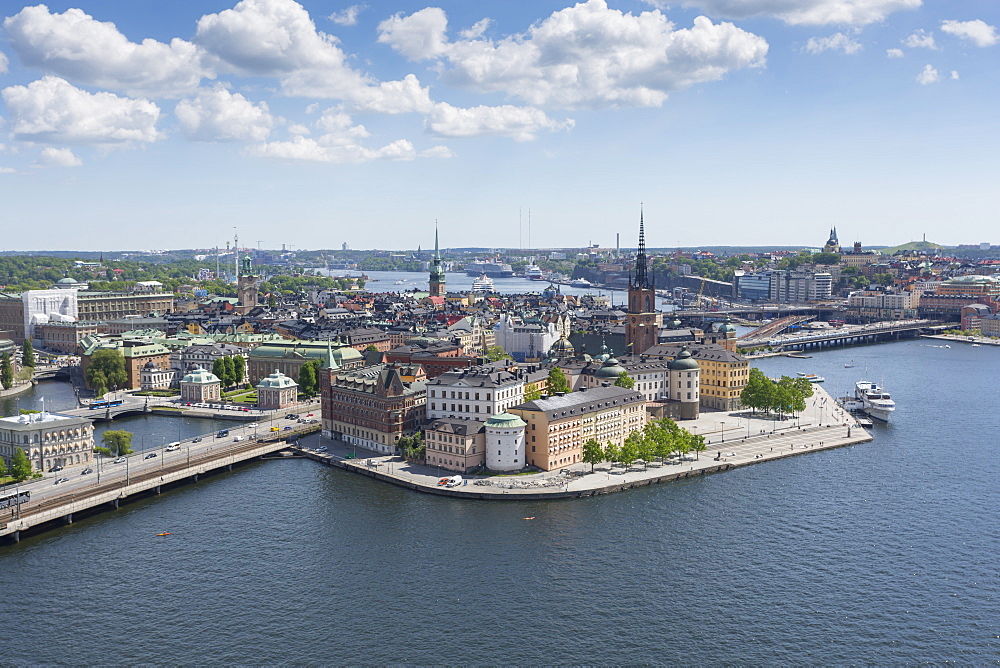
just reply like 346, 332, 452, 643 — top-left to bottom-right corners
879, 240, 947, 255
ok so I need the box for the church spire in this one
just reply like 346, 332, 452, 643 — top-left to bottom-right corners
429, 220, 446, 296
633, 204, 650, 289
433, 220, 441, 260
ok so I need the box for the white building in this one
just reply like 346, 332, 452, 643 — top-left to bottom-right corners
494, 314, 559, 362
22, 289, 78, 341
0, 411, 94, 472
484, 413, 527, 471
426, 363, 526, 421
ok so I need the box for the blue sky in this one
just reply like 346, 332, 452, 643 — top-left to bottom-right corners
0, 0, 997, 252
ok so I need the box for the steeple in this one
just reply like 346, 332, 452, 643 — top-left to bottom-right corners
428, 220, 446, 296
632, 205, 650, 289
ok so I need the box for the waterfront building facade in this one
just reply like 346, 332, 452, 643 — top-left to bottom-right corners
425, 363, 526, 421
179, 366, 222, 403
0, 411, 94, 473
643, 343, 747, 412
256, 370, 298, 409
424, 418, 485, 472
247, 340, 362, 384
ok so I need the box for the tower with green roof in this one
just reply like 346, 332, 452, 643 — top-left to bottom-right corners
429, 222, 446, 297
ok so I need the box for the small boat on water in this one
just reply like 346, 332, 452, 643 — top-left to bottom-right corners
797, 372, 825, 383
786, 353, 811, 359
844, 361, 856, 368
855, 381, 896, 422
471, 274, 495, 292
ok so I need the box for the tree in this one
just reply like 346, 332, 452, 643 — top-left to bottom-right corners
619, 436, 639, 471
298, 360, 320, 397
212, 358, 228, 387
690, 433, 707, 460
0, 352, 13, 390
86, 349, 127, 393
484, 345, 512, 362
873, 272, 895, 287
603, 441, 620, 468
547, 367, 571, 394
0, 455, 7, 479
231, 356, 245, 386
399, 432, 425, 460
741, 368, 773, 414
582, 439, 604, 472
812, 252, 840, 265
614, 370, 635, 389
524, 385, 542, 401
100, 430, 134, 457
267, 293, 277, 308
22, 339, 35, 368
11, 448, 33, 481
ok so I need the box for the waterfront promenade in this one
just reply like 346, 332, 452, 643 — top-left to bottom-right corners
302, 384, 873, 500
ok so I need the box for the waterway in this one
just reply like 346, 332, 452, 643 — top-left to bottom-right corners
0, 341, 996, 663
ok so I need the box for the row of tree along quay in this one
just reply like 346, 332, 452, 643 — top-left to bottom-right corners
581, 418, 707, 473
739, 368, 815, 418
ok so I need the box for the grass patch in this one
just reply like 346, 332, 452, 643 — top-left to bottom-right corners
151, 406, 186, 412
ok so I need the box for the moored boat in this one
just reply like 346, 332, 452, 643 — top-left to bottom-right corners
855, 381, 895, 422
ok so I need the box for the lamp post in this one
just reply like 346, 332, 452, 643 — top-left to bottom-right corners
721, 421, 726, 443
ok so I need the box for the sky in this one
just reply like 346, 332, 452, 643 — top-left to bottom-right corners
0, 0, 998, 252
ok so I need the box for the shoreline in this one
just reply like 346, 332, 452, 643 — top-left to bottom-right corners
298, 384, 873, 501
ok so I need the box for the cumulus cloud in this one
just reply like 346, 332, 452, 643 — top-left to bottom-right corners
249, 135, 415, 162
37, 146, 82, 167
420, 145, 455, 158
886, 47, 904, 57
175, 87, 275, 142
2, 76, 160, 144
903, 29, 937, 49
0, 51, 8, 74
4, 5, 208, 97
950, 70, 959, 80
329, 5, 364, 27
379, 1, 768, 109
940, 19, 998, 47
377, 7, 449, 60
805, 32, 862, 54
426, 103, 574, 141
675, 0, 921, 26
916, 64, 939, 85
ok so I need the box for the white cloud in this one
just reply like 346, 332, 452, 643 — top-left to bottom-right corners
940, 19, 998, 48
886, 48, 904, 57
377, 7, 449, 60
380, 1, 768, 109
916, 64, 939, 85
343, 74, 434, 114
4, 5, 208, 97
420, 145, 455, 158
175, 87, 275, 142
0, 51, 8, 75
37, 146, 82, 167
426, 103, 574, 141
2, 76, 160, 144
903, 29, 937, 49
950, 70, 959, 80
805, 32, 862, 54
459, 18, 491, 40
249, 135, 415, 163
676, 0, 921, 26
329, 5, 364, 27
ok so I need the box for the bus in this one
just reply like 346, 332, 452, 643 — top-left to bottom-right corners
89, 399, 124, 410
0, 490, 30, 510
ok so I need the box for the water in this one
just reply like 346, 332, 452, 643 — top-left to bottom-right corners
1, 342, 997, 664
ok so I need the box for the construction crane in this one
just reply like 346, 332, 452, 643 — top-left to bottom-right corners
697, 276, 706, 308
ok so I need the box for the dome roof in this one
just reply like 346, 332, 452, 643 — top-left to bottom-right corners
669, 348, 699, 371
56, 277, 78, 284
717, 315, 738, 334
143, 360, 159, 370
595, 357, 626, 378
595, 341, 611, 362
485, 412, 527, 429
181, 365, 220, 384
666, 315, 683, 329
548, 335, 574, 357
257, 369, 298, 389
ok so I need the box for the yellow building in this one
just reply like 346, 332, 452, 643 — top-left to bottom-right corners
510, 385, 646, 471
643, 343, 748, 411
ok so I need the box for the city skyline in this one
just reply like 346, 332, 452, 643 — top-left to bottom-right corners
0, 0, 998, 251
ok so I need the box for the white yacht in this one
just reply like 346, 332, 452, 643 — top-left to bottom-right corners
471, 274, 495, 292
569, 278, 592, 288
855, 381, 896, 422
797, 372, 825, 383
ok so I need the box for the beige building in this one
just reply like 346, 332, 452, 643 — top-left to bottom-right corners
0, 411, 94, 473
256, 370, 298, 409
77, 291, 174, 321
179, 366, 221, 403
510, 385, 646, 471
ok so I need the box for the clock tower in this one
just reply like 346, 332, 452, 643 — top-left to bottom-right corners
428, 223, 446, 297
625, 209, 661, 355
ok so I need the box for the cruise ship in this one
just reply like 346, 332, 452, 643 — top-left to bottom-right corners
855, 381, 896, 422
471, 274, 495, 292
524, 264, 545, 280
464, 259, 514, 277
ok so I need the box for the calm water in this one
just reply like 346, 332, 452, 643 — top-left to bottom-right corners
1, 341, 997, 664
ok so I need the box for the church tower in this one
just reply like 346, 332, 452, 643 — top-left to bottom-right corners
823, 227, 841, 254
428, 223, 446, 297
625, 208, 662, 355
237, 254, 259, 309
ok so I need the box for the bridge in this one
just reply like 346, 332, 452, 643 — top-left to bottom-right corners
739, 315, 816, 341
0, 425, 319, 544
59, 396, 181, 421
737, 320, 944, 352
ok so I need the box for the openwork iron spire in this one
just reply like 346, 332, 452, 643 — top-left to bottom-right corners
634, 205, 650, 289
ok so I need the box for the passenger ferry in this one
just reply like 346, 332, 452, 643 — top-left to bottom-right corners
855, 381, 896, 422
524, 264, 545, 280
471, 274, 495, 292
796, 372, 825, 383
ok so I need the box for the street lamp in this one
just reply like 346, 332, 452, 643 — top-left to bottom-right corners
721, 421, 726, 443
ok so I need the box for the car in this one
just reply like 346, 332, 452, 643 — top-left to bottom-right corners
285, 414, 298, 420
270, 426, 280, 432
316, 446, 328, 452
283, 426, 292, 431
217, 430, 229, 438
247, 423, 258, 428
144, 452, 158, 459
192, 437, 202, 443
54, 477, 69, 484
165, 444, 180, 452
233, 435, 243, 442
48, 465, 64, 473
113, 456, 127, 464
344, 453, 356, 459
306, 413, 314, 417
81, 468, 93, 475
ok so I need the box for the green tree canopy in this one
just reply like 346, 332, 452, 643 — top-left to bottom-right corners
22, 339, 35, 368
812, 252, 841, 265
484, 345, 512, 362
100, 430, 134, 457
603, 441, 620, 467
614, 370, 635, 389
298, 360, 320, 397
231, 356, 245, 385
11, 448, 33, 481
0, 352, 13, 390
547, 367, 571, 394
524, 385, 542, 402
86, 349, 127, 392
582, 439, 604, 472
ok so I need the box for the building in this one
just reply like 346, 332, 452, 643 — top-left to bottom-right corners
979, 313, 1000, 337
140, 360, 179, 391
919, 275, 1000, 319
32, 320, 101, 354
321, 363, 426, 455
179, 366, 221, 403
428, 226, 446, 297
247, 339, 362, 385
823, 227, 841, 254
846, 288, 919, 321
256, 370, 298, 409
237, 255, 259, 310
76, 291, 175, 322
643, 343, 747, 412
424, 418, 486, 472
0, 411, 94, 473
80, 339, 172, 390
494, 314, 560, 363
485, 412, 527, 471
625, 213, 662, 354
509, 385, 647, 472
840, 242, 882, 270
425, 363, 526, 421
